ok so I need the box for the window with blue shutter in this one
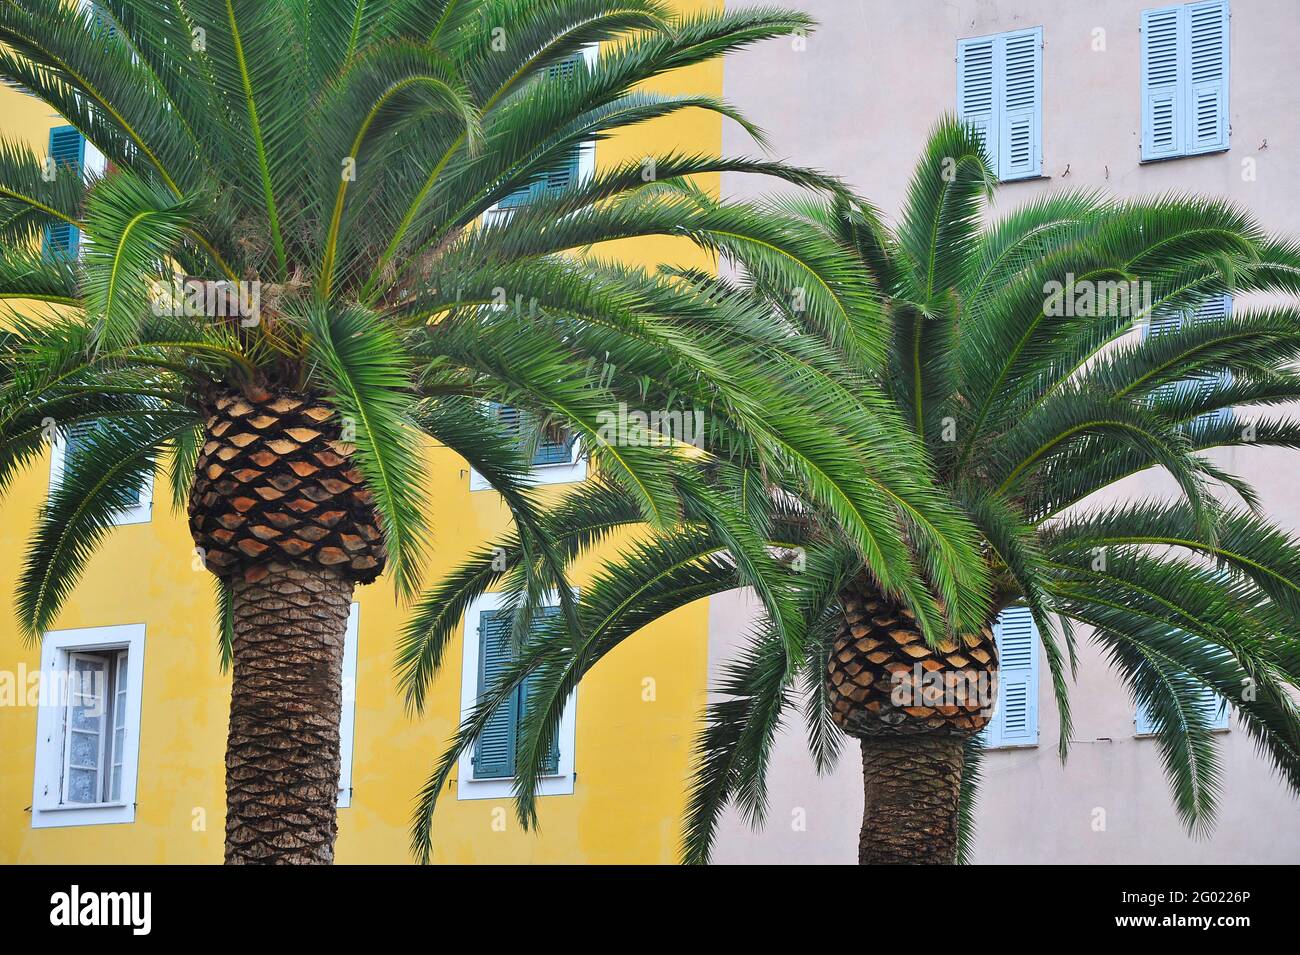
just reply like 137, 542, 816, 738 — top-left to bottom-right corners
1146, 292, 1234, 425
43, 126, 85, 260
497, 52, 587, 208
957, 27, 1042, 181
492, 403, 577, 468
985, 605, 1040, 747
472, 607, 561, 780
1141, 1, 1229, 161
1136, 686, 1230, 734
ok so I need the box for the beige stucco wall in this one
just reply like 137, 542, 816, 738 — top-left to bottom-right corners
711, 0, 1300, 863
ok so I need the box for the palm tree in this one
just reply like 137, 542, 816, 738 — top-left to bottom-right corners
413, 118, 1300, 865
0, 3, 993, 864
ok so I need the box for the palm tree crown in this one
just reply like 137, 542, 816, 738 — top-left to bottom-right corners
420, 118, 1300, 864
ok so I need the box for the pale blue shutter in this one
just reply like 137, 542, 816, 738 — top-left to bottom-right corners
43, 126, 84, 259
1143, 1, 1229, 160
1186, 0, 1229, 154
1141, 5, 1184, 159
492, 403, 575, 467
986, 605, 1039, 747
1137, 686, 1228, 734
1147, 293, 1233, 422
473, 610, 518, 779
957, 35, 998, 170
1000, 28, 1042, 180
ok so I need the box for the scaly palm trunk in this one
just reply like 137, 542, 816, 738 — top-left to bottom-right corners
827, 580, 995, 865
857, 735, 965, 864
189, 388, 386, 864
225, 562, 353, 863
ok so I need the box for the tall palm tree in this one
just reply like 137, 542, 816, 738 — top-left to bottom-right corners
414, 118, 1300, 865
0, 3, 991, 863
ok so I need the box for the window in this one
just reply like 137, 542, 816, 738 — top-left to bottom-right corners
457, 591, 577, 799
42, 126, 84, 259
486, 46, 597, 218
1136, 687, 1230, 734
1141, 0, 1229, 161
49, 423, 154, 526
957, 27, 1043, 181
984, 605, 1040, 747
1146, 292, 1234, 426
40, 121, 108, 259
468, 404, 587, 489
32, 624, 145, 828
337, 603, 360, 808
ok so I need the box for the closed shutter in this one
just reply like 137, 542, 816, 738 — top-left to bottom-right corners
957, 35, 998, 170
986, 605, 1039, 747
1187, 0, 1229, 153
337, 603, 359, 807
43, 126, 85, 259
1141, 1, 1229, 160
1000, 29, 1042, 180
492, 402, 575, 467
473, 609, 519, 779
1137, 686, 1229, 734
1141, 5, 1183, 159
472, 606, 562, 779
1147, 293, 1233, 422
958, 29, 1041, 180
498, 52, 586, 208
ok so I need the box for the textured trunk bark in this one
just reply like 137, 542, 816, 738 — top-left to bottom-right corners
858, 734, 964, 865
224, 561, 354, 864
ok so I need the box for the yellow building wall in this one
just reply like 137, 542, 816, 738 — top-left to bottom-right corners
0, 1, 723, 864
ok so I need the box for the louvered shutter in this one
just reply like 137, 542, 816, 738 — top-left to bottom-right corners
498, 53, 586, 207
957, 35, 998, 170
1141, 6, 1183, 159
43, 126, 85, 259
1000, 29, 1042, 180
521, 606, 562, 775
1187, 0, 1229, 154
492, 403, 575, 467
1148, 293, 1234, 421
473, 610, 519, 779
1191, 292, 1234, 425
1142, 1, 1229, 160
986, 605, 1039, 746
1137, 686, 1228, 734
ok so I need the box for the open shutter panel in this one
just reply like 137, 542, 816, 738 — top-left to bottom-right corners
957, 35, 998, 172
1000, 29, 1042, 180
1142, 6, 1183, 159
1187, 0, 1229, 154
473, 610, 518, 779
43, 126, 85, 259
988, 605, 1039, 746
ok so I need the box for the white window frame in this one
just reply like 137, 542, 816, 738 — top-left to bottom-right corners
32, 623, 146, 828
456, 590, 577, 800
483, 43, 598, 224
49, 430, 154, 526
468, 435, 587, 490
337, 602, 360, 809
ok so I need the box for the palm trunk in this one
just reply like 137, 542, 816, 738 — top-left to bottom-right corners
858, 734, 964, 865
224, 561, 354, 864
